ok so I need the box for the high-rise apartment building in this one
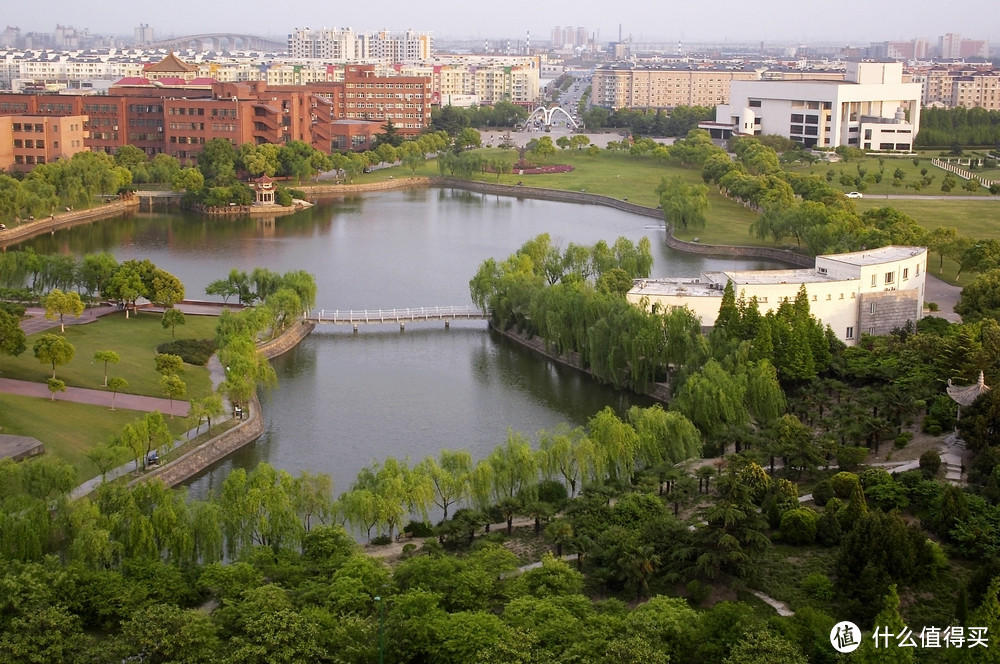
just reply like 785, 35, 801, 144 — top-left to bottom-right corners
287, 28, 432, 63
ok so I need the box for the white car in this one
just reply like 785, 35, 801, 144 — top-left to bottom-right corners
846, 191, 864, 199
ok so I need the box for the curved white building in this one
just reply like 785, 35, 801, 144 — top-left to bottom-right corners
627, 246, 927, 345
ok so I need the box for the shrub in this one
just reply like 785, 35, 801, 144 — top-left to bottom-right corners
830, 472, 861, 499
781, 508, 819, 545
401, 543, 418, 558
836, 447, 869, 471
894, 432, 913, 449
370, 535, 392, 546
926, 302, 939, 312
801, 572, 834, 600
860, 468, 893, 488
816, 510, 842, 546
812, 480, 834, 507
920, 450, 942, 478
686, 579, 712, 606
537, 479, 569, 507
403, 520, 435, 537
927, 424, 943, 436
156, 338, 216, 366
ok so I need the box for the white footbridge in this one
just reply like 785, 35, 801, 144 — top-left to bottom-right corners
306, 306, 490, 331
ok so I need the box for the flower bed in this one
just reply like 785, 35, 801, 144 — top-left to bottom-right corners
509, 164, 575, 175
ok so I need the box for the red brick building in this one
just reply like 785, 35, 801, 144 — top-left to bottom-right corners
0, 53, 433, 163
0, 114, 88, 171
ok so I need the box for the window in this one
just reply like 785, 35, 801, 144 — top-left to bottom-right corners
846, 327, 854, 340
869, 327, 876, 336
902, 268, 909, 280
749, 99, 761, 107
916, 263, 921, 276
885, 272, 894, 284
871, 275, 877, 286
870, 302, 877, 314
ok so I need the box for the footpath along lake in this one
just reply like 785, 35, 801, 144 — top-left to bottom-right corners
19, 187, 787, 499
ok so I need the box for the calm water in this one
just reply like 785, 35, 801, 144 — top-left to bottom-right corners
20, 188, 784, 499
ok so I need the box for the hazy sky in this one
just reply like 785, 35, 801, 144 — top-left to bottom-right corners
6, 0, 998, 45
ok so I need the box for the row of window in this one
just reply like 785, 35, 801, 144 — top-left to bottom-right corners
169, 136, 207, 144
345, 82, 424, 89
11, 123, 45, 132
128, 105, 163, 113
844, 327, 877, 340
12, 155, 44, 164
83, 104, 119, 113
168, 123, 206, 131
870, 265, 919, 287
12, 139, 44, 148
168, 107, 207, 116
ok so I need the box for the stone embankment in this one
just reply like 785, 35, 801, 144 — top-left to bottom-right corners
137, 393, 265, 488
137, 319, 316, 489
0, 197, 140, 249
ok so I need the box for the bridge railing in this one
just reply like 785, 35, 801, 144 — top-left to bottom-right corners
309, 306, 489, 323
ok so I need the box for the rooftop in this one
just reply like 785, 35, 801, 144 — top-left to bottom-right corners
819, 246, 926, 266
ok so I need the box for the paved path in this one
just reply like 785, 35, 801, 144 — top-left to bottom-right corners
924, 274, 962, 322
0, 377, 190, 416
19, 304, 118, 335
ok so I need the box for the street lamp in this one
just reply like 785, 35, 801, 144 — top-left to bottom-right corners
374, 596, 384, 664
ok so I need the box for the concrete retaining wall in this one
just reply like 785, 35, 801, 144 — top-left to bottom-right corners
137, 394, 265, 488
0, 198, 140, 249
136, 319, 315, 489
258, 320, 316, 360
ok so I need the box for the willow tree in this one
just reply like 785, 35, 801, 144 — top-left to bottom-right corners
416, 449, 472, 521
588, 407, 641, 483
670, 359, 748, 455
627, 405, 702, 470
489, 431, 538, 533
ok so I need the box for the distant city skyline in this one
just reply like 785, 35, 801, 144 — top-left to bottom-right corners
5, 0, 999, 46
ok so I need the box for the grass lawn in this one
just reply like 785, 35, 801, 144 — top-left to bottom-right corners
855, 198, 1000, 241
372, 149, 996, 279
383, 150, 774, 248
0, 311, 216, 400
0, 392, 194, 479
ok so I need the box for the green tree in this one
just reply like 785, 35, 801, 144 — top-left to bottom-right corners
42, 288, 85, 333
33, 333, 74, 378
47, 377, 66, 401
417, 449, 472, 521
530, 136, 557, 163
112, 603, 220, 664
859, 584, 913, 664
657, 175, 709, 231
956, 269, 1000, 322
107, 376, 128, 410
161, 307, 186, 338
155, 353, 185, 376
160, 373, 187, 418
723, 629, 807, 664
92, 350, 120, 387
0, 309, 27, 358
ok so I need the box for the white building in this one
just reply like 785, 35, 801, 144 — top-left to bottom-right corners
709, 61, 922, 151
287, 28, 431, 63
626, 246, 927, 346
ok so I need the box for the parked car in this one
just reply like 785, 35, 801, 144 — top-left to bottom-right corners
846, 191, 864, 199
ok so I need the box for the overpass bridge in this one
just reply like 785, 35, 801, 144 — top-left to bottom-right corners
306, 306, 490, 331
142, 33, 287, 53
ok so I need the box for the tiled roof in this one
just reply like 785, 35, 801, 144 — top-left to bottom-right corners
144, 51, 198, 73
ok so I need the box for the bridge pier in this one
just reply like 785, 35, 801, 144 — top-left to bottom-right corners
353, 324, 358, 333
445, 320, 450, 329
400, 321, 405, 332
